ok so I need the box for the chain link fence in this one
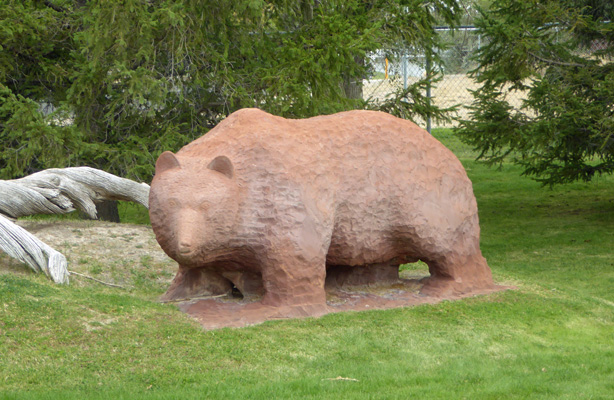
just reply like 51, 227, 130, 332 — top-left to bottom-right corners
363, 27, 526, 131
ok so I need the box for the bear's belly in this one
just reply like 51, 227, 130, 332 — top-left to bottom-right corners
325, 234, 413, 266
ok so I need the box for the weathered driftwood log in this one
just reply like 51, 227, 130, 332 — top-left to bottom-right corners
0, 167, 150, 284
0, 167, 150, 219
0, 214, 69, 283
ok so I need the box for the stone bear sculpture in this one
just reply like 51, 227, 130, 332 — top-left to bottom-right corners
149, 108, 493, 312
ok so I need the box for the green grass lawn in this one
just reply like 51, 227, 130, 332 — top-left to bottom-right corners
1, 130, 613, 399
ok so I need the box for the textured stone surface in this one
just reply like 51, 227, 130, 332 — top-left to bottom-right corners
149, 108, 495, 324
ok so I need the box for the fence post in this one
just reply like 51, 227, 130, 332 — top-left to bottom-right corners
426, 53, 432, 134
403, 53, 408, 90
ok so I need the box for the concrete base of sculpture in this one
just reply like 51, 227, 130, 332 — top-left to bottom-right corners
150, 108, 501, 329
175, 275, 510, 330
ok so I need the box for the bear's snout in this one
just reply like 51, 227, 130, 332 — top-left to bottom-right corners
178, 241, 193, 255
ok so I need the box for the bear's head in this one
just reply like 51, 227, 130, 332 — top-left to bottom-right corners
149, 151, 242, 266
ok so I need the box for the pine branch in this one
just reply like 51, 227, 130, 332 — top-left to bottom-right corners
528, 52, 585, 68
43, 1, 66, 13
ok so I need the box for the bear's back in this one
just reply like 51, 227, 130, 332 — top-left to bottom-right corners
177, 108, 465, 188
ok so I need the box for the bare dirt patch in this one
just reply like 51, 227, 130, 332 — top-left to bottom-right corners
0, 220, 176, 291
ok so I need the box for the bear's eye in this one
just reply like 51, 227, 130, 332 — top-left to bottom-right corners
199, 201, 211, 211
167, 199, 179, 208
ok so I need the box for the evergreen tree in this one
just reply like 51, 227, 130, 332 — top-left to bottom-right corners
456, 0, 614, 185
1, 0, 462, 181
0, 0, 83, 178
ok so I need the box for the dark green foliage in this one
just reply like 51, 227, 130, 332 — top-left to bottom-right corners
1, 0, 462, 181
0, 0, 85, 178
456, 0, 614, 185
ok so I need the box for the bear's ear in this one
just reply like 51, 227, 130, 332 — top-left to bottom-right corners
156, 151, 181, 174
207, 155, 234, 179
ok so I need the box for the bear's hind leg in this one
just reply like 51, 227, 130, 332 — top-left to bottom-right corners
160, 266, 233, 302
420, 251, 493, 297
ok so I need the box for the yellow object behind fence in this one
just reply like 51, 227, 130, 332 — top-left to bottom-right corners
385, 58, 389, 79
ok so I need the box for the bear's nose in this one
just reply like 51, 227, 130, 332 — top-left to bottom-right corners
178, 242, 192, 254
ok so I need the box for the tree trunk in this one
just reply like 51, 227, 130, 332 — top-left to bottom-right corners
343, 55, 365, 100
79, 200, 121, 222
96, 200, 120, 222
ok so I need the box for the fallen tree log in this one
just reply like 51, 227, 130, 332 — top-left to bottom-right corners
0, 214, 69, 283
0, 167, 150, 284
0, 167, 150, 219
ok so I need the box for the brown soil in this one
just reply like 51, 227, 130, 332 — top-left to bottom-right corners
1, 220, 511, 330
0, 220, 176, 291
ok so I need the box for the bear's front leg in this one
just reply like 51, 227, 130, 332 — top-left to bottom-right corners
160, 265, 233, 302
259, 247, 329, 317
